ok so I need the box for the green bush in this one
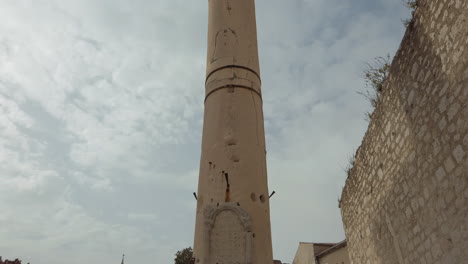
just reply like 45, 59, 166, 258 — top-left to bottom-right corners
174, 247, 193, 264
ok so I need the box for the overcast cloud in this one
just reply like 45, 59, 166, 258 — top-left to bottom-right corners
0, 0, 410, 263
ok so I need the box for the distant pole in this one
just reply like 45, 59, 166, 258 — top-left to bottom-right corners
121, 254, 125, 264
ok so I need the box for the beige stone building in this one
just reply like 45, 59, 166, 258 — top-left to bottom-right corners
292, 240, 350, 264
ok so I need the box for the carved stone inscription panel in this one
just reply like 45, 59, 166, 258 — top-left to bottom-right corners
210, 210, 246, 264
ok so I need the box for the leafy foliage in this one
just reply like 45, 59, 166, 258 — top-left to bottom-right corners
403, 0, 418, 26
359, 55, 391, 116
0, 257, 28, 264
174, 247, 193, 264
404, 0, 418, 10
345, 152, 356, 178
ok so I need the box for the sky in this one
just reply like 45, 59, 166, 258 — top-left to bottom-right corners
0, 0, 411, 263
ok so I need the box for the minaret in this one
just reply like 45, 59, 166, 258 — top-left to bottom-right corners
193, 0, 273, 263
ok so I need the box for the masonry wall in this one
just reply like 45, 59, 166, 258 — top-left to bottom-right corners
340, 0, 468, 263
318, 247, 350, 264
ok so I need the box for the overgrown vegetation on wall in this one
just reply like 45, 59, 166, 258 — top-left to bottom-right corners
403, 0, 418, 26
359, 55, 391, 120
358, 0, 418, 118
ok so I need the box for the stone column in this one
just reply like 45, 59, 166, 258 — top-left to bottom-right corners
193, 0, 273, 263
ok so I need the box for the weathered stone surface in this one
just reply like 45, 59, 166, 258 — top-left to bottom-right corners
210, 210, 247, 263
193, 0, 273, 263
340, 0, 468, 263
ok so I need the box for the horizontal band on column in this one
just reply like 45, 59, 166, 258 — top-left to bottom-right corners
205, 65, 261, 84
206, 76, 261, 96
204, 85, 263, 103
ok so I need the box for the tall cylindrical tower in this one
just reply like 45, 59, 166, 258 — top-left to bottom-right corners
193, 0, 273, 263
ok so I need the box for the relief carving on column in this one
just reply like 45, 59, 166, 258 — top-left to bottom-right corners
204, 203, 253, 264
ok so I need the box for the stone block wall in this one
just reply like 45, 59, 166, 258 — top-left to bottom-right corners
340, 0, 468, 263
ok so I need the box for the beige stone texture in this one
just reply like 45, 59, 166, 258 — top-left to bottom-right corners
193, 0, 273, 263
292, 242, 348, 264
292, 243, 316, 264
340, 0, 468, 263
318, 246, 350, 264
